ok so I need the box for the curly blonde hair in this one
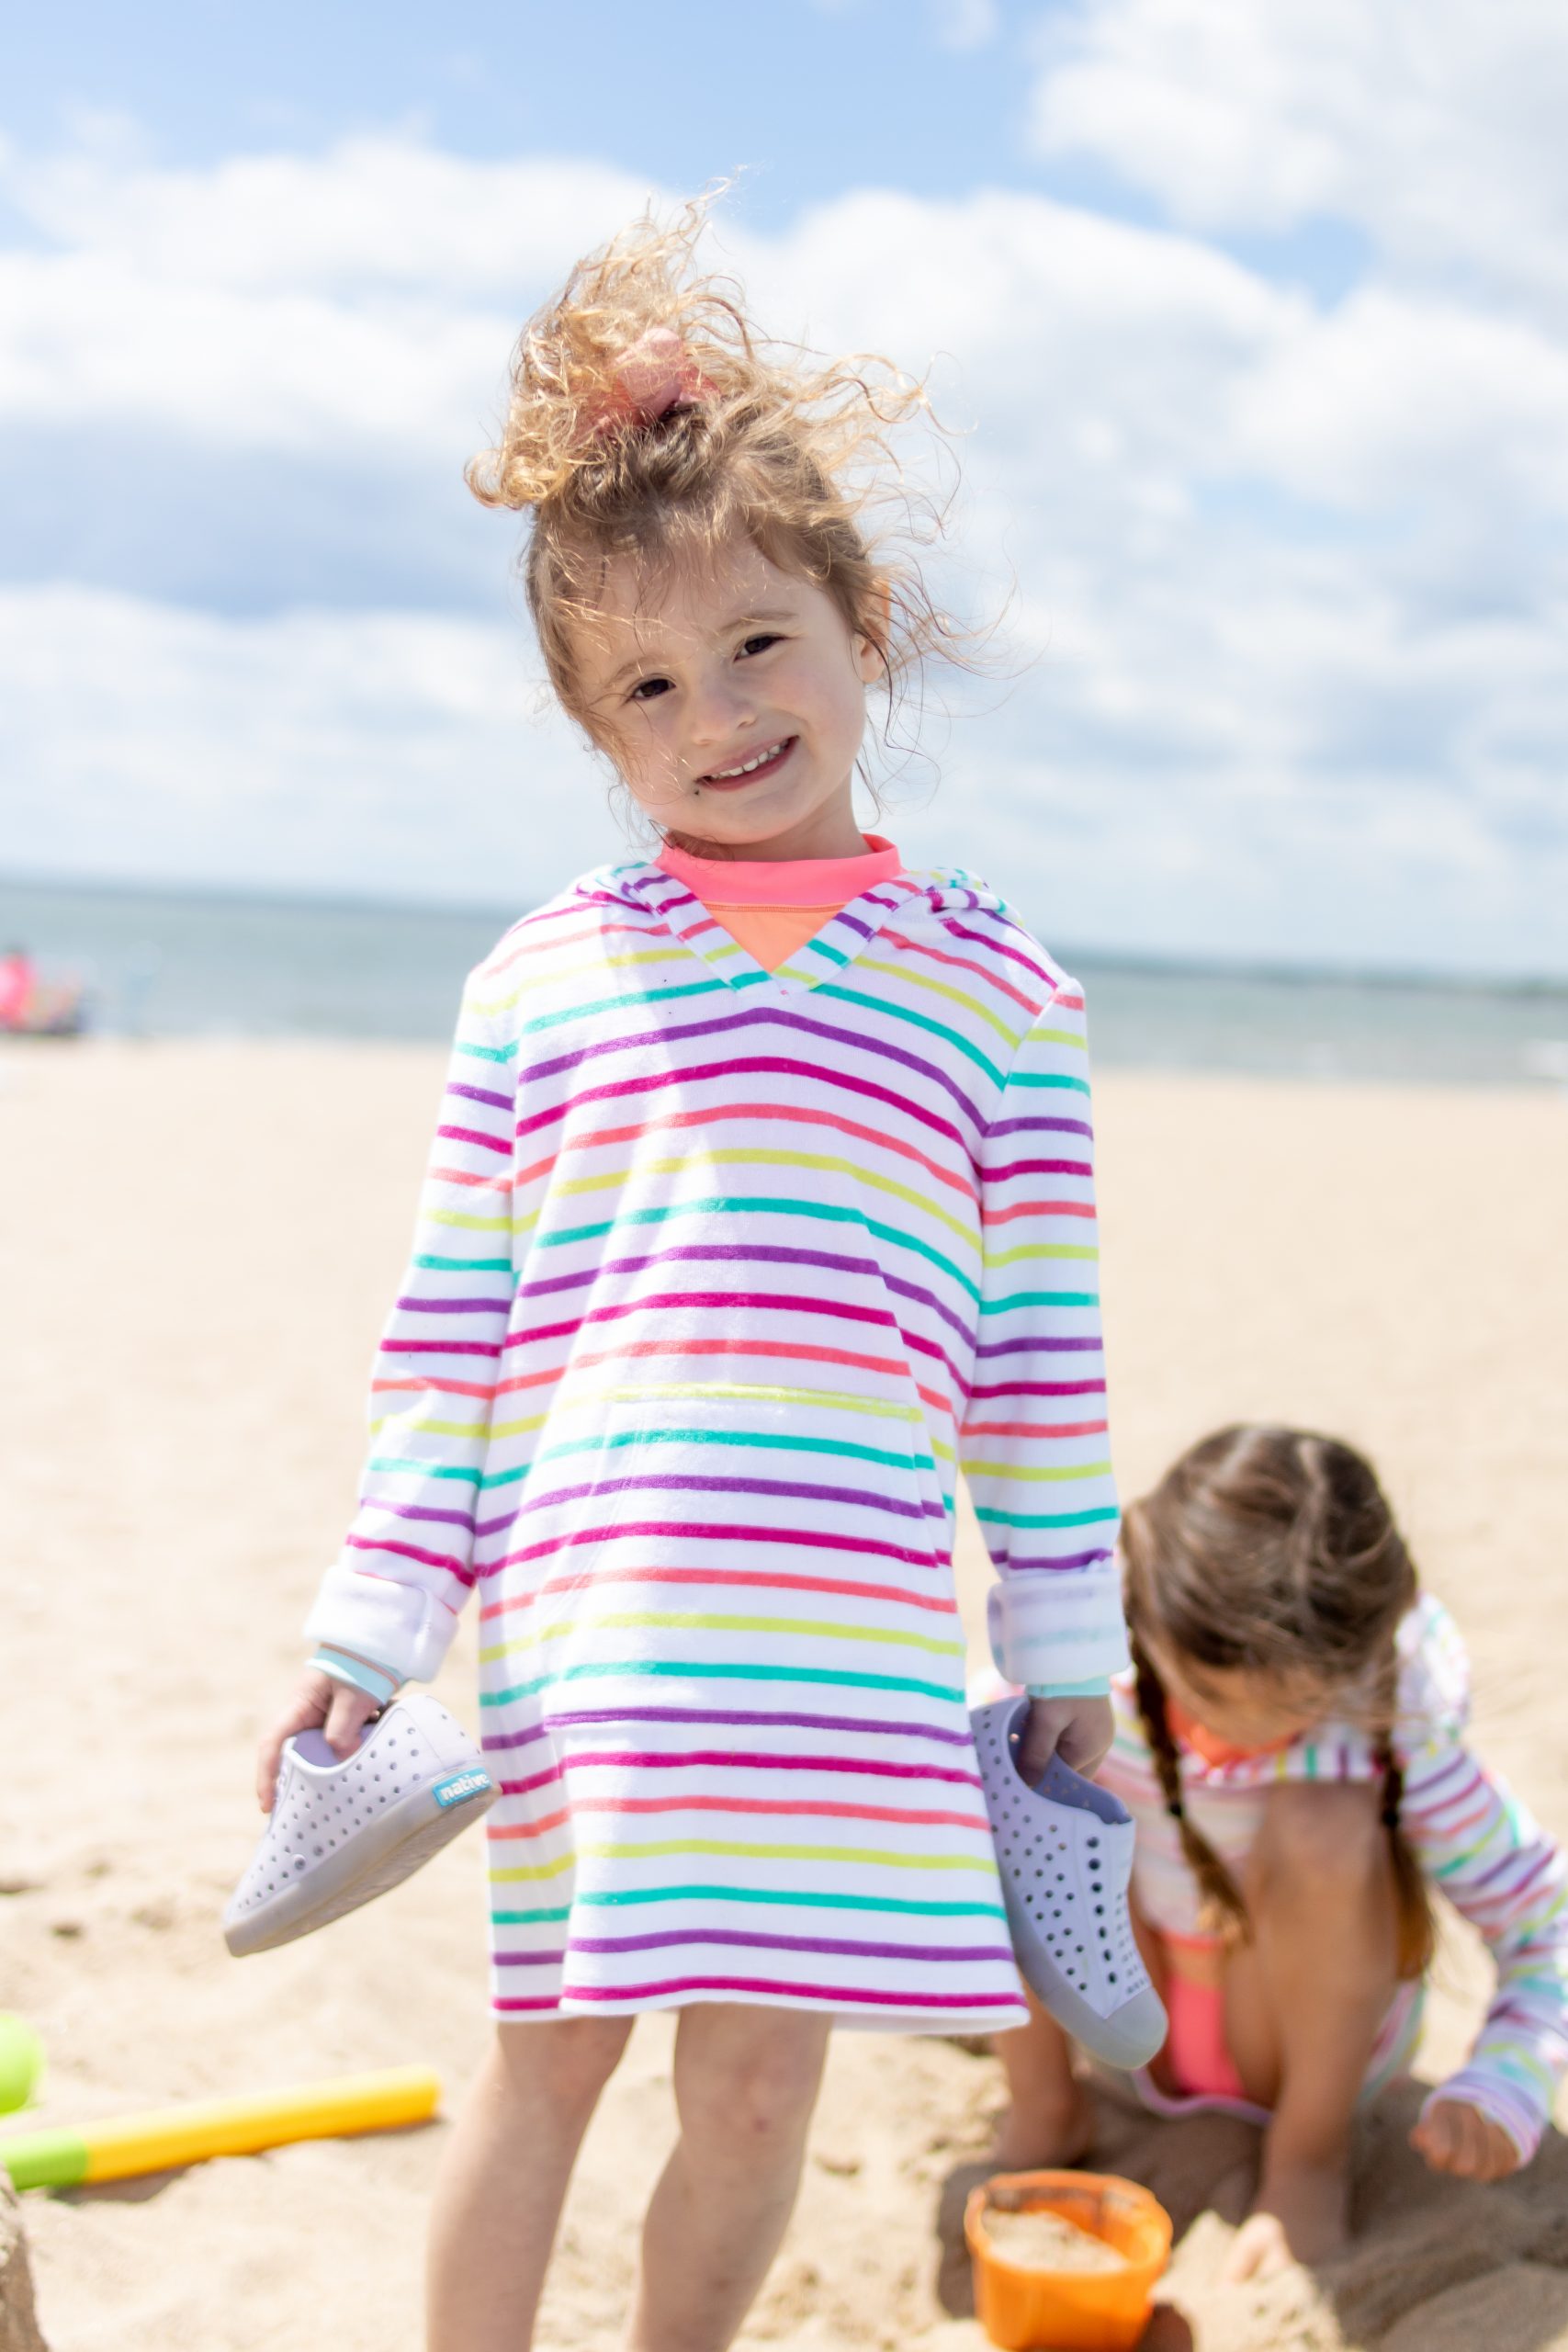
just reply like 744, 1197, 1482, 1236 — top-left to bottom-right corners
467, 196, 966, 740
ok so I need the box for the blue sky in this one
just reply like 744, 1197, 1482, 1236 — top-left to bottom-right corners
4, 0, 1566, 973
2, 4, 1372, 305
7, 4, 1052, 201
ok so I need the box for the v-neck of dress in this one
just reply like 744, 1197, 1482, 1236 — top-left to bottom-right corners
638, 835, 919, 998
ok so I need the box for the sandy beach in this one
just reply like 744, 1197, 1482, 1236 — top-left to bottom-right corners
2, 1037, 1564, 2352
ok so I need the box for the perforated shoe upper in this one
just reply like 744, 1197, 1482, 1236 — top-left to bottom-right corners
972, 1697, 1165, 2064
224, 1693, 489, 1935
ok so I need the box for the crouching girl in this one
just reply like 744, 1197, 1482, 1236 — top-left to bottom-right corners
994, 1425, 1568, 2280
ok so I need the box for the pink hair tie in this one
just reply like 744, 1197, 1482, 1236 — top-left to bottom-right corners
599, 326, 716, 432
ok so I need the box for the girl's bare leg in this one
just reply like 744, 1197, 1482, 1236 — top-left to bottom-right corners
1222, 1781, 1398, 2278
991, 1986, 1093, 2166
426, 2015, 633, 2352
626, 2004, 831, 2352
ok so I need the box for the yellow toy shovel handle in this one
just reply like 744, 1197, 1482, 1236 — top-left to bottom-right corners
0, 2065, 440, 2188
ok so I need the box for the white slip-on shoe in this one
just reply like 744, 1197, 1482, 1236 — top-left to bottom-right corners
224, 1693, 498, 1957
972, 1696, 1167, 2070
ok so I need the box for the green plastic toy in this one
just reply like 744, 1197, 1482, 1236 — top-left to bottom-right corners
0, 2018, 42, 2117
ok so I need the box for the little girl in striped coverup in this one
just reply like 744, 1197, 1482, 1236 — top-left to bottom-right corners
254, 203, 1128, 2352
994, 1424, 1568, 2285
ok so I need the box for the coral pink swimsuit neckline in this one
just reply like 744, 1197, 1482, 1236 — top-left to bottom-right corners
656, 832, 903, 904
655, 834, 905, 974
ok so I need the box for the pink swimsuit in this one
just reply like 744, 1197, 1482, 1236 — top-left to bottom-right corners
1160, 1941, 1247, 2102
1154, 1705, 1289, 2101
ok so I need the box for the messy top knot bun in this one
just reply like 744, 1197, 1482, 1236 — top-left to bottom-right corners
467, 196, 963, 732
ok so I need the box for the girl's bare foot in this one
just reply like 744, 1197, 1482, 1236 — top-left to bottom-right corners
990, 2078, 1093, 2171
1222, 2160, 1350, 2281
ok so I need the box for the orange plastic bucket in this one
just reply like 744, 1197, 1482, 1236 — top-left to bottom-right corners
964, 2169, 1172, 2351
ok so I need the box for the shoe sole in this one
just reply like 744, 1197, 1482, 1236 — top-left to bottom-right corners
223, 1776, 497, 1957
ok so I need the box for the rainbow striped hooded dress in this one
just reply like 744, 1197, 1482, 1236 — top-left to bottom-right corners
305, 856, 1128, 2027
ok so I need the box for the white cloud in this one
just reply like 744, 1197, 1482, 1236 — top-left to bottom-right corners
0, 249, 509, 453
1230, 288, 1568, 517
4, 138, 654, 296
1032, 0, 1568, 315
1, 110, 1564, 975
750, 182, 1296, 436
0, 587, 626, 901
0, 141, 662, 457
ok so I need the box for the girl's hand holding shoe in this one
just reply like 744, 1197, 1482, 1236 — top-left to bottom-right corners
1411, 2098, 1521, 2182
1019, 1694, 1114, 1783
255, 1667, 383, 1812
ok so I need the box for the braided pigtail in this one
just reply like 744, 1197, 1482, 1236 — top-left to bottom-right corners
1371, 1726, 1436, 1980
1131, 1634, 1251, 1947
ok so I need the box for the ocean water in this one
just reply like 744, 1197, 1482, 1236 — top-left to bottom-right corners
3, 875, 1566, 1088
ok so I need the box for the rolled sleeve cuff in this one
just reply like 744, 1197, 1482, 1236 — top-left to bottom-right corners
310, 1646, 402, 1706
987, 1571, 1130, 1690
304, 1557, 457, 1688
1419, 2070, 1541, 2167
1024, 1677, 1112, 1701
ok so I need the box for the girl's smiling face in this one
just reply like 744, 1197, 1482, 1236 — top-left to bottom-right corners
571, 533, 885, 861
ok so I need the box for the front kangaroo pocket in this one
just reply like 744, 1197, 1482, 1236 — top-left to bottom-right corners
509, 1379, 956, 1696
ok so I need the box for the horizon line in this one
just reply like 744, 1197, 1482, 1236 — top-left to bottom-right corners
3, 865, 1566, 1001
